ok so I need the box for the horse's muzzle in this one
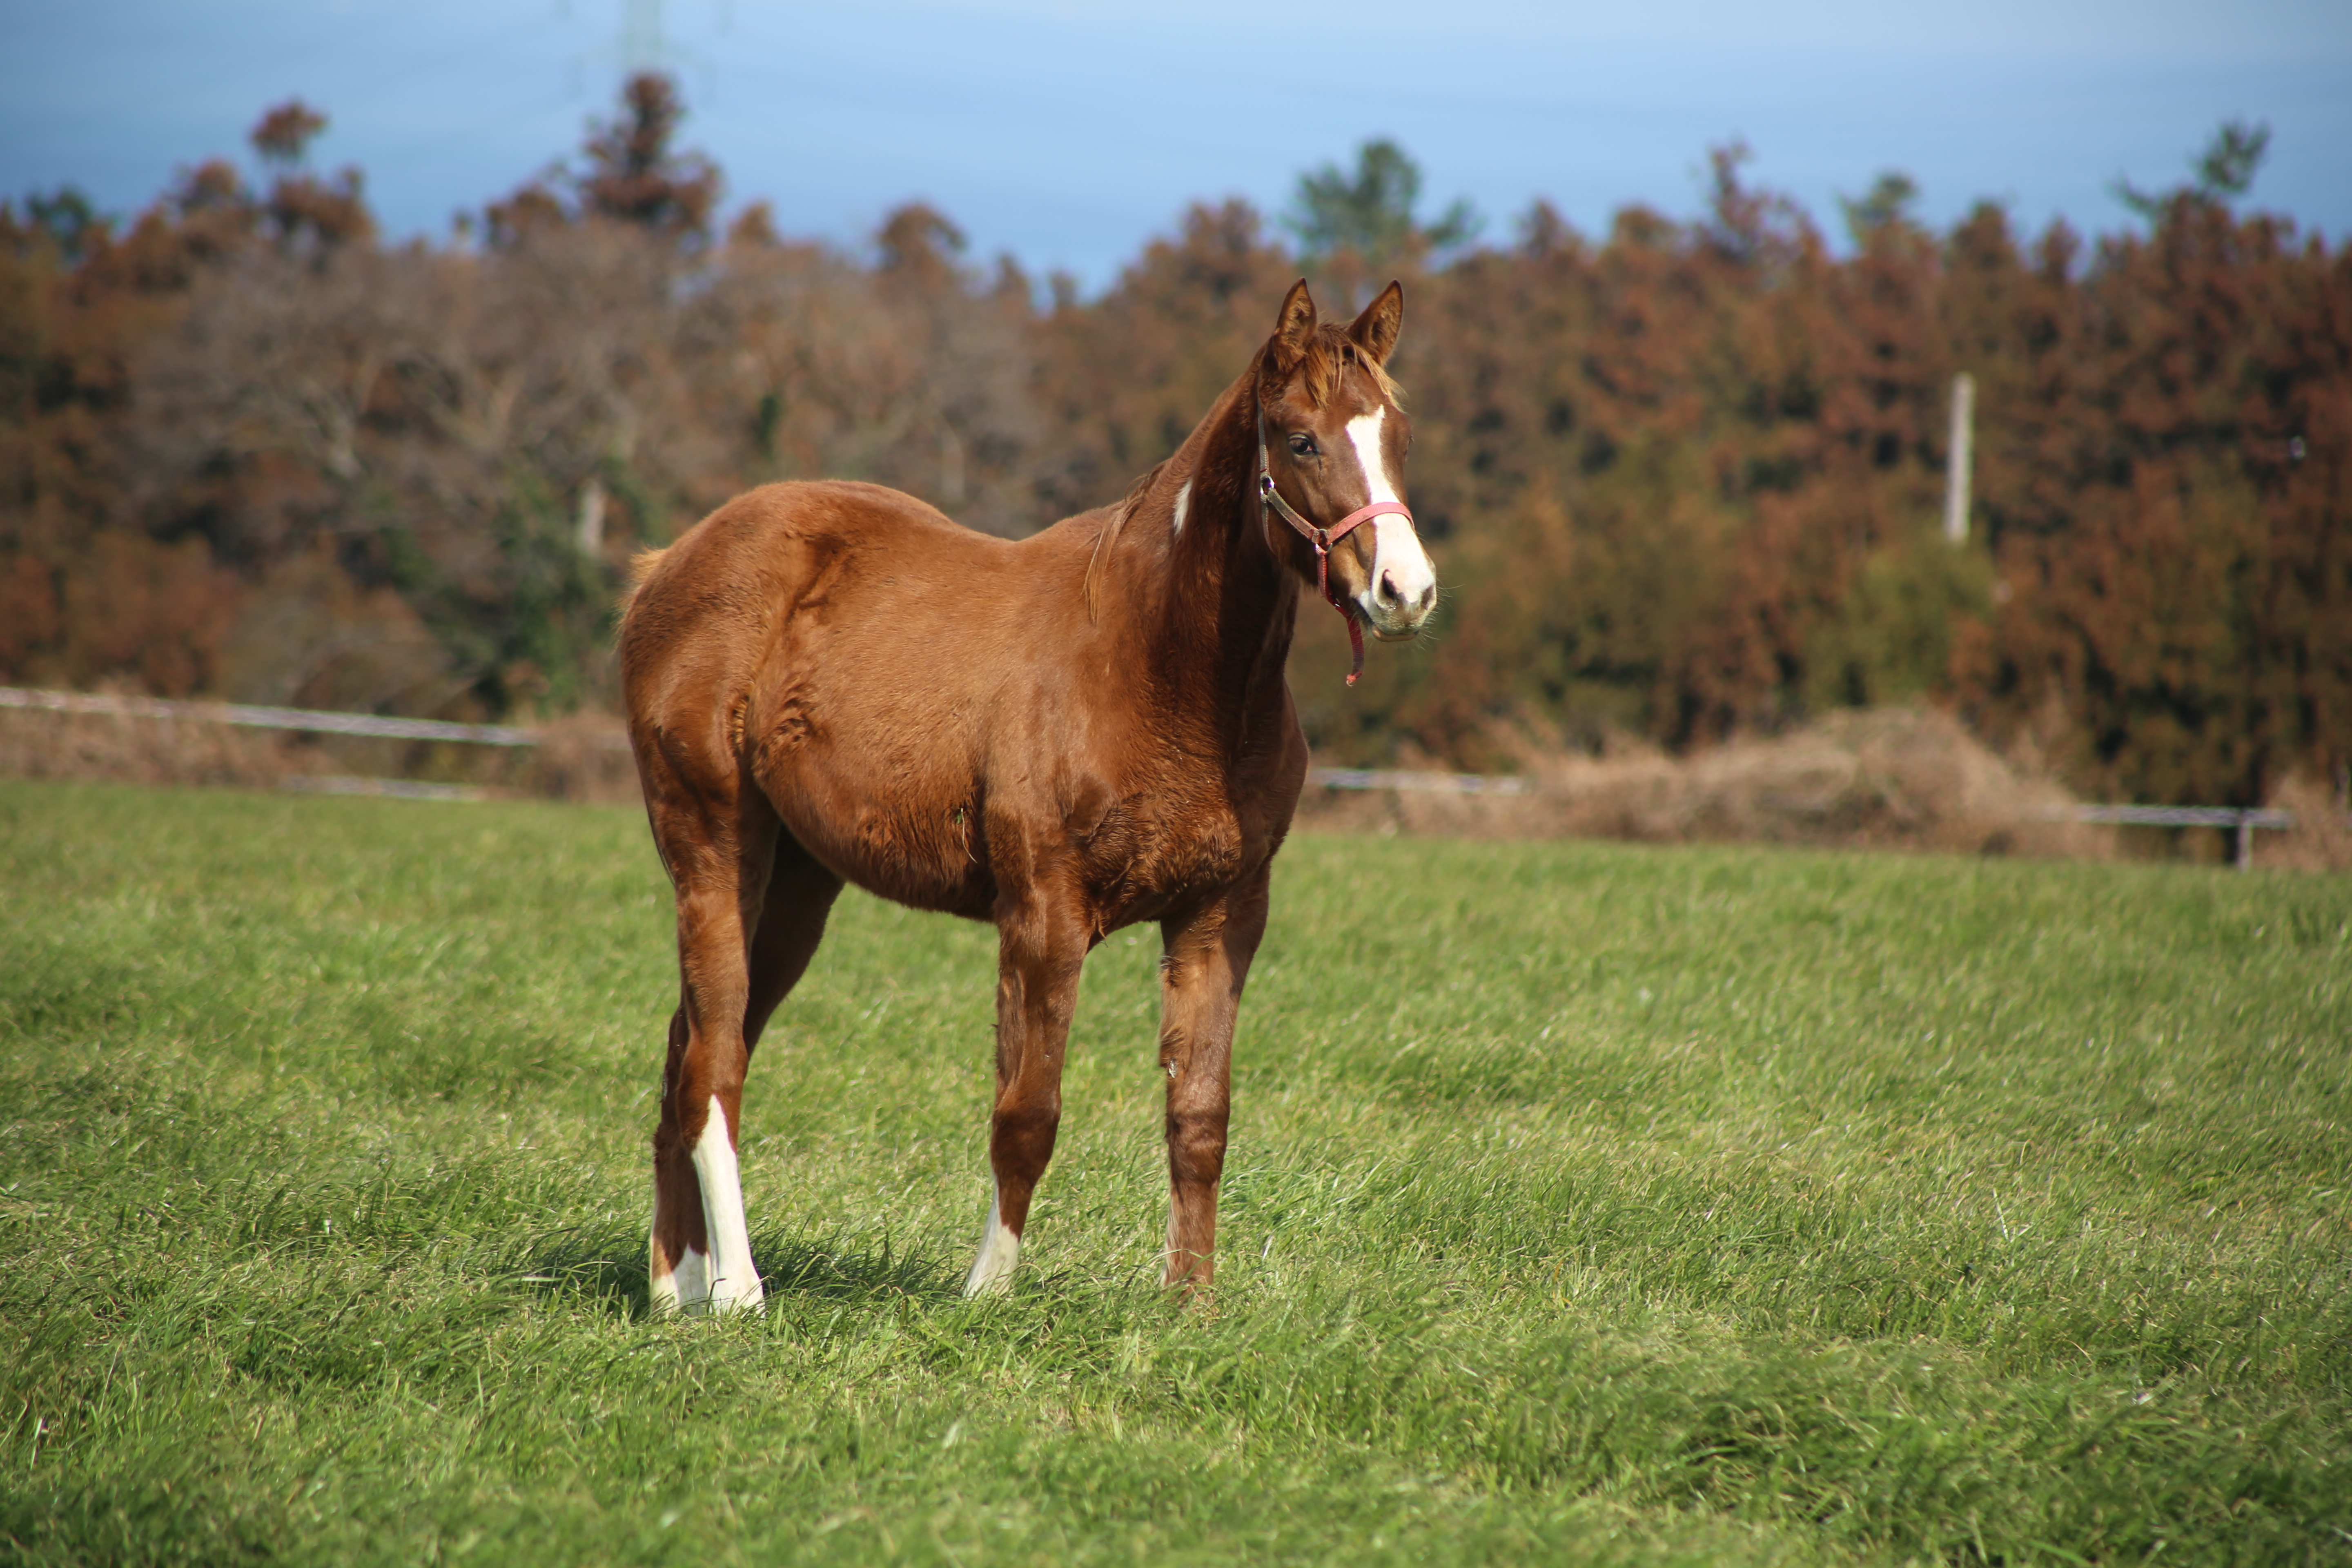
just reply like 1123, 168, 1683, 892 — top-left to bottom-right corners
1356, 517, 1438, 640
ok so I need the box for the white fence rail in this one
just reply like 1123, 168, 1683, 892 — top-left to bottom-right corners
1309, 765, 2326, 871
2, 688, 2328, 865
2023, 804, 2297, 871
0, 684, 546, 747
0, 684, 624, 805
1308, 767, 1529, 797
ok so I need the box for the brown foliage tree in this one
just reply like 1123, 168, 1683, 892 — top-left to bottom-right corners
3, 102, 2344, 811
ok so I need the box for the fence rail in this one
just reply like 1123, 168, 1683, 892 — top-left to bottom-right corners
1310, 764, 2326, 870
0, 684, 546, 746
3, 689, 2330, 867
2046, 804, 2296, 830
1307, 767, 1529, 797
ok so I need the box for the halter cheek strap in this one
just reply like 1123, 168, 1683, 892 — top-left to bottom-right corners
1257, 408, 1414, 686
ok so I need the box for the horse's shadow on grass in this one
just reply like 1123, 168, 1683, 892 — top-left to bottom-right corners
519, 1225, 962, 1321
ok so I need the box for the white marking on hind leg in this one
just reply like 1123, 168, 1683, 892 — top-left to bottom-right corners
688, 1096, 765, 1316
964, 1182, 1020, 1296
652, 1238, 710, 1316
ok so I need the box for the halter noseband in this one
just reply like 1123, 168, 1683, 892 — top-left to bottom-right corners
1256, 404, 1414, 686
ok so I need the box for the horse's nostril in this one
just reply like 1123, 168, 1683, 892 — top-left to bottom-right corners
1417, 583, 1434, 610
1379, 571, 1401, 604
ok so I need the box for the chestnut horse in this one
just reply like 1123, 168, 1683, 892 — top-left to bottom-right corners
618, 279, 1436, 1314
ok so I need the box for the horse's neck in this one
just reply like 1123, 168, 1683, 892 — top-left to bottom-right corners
1117, 373, 1300, 738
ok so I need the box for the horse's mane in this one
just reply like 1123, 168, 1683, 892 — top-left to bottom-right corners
1083, 458, 1169, 624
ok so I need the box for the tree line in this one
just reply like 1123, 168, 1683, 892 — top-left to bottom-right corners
3, 76, 2345, 806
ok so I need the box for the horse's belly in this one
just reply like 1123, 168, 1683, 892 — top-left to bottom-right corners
769, 767, 993, 919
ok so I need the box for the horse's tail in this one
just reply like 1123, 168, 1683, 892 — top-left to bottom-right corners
621, 546, 671, 620
627, 547, 670, 591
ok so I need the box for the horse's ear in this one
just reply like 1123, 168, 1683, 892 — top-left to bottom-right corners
1269, 278, 1317, 372
1347, 281, 1404, 366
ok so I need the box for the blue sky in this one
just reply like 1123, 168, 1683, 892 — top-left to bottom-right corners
5, 0, 2348, 289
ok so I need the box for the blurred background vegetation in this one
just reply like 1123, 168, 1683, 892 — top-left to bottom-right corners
3, 75, 2345, 809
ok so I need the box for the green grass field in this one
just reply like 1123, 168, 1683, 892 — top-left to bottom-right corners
2, 779, 2348, 1566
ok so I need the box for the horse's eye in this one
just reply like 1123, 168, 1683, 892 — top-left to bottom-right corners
1287, 434, 1318, 458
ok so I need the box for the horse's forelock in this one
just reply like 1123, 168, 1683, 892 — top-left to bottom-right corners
1275, 325, 1405, 412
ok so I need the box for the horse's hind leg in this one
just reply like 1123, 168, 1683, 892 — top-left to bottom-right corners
657, 832, 840, 1305
742, 833, 844, 1056
645, 763, 788, 1318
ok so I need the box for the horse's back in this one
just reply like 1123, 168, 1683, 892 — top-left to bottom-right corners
626, 480, 1020, 632
622, 479, 1094, 699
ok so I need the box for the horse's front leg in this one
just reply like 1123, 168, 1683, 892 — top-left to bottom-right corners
965, 887, 1090, 1296
1158, 864, 1272, 1291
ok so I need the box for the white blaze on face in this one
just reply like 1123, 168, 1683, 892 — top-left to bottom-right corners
964, 1182, 1020, 1296
686, 1096, 765, 1316
1341, 407, 1437, 635
1171, 479, 1191, 537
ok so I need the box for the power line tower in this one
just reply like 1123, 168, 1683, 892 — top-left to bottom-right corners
571, 0, 712, 89
618, 0, 668, 73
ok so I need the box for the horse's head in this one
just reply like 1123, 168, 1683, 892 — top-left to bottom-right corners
1256, 278, 1438, 648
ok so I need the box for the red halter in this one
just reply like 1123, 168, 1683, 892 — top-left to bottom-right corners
1256, 407, 1413, 686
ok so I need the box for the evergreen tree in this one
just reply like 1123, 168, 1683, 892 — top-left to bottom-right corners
1285, 138, 1478, 270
